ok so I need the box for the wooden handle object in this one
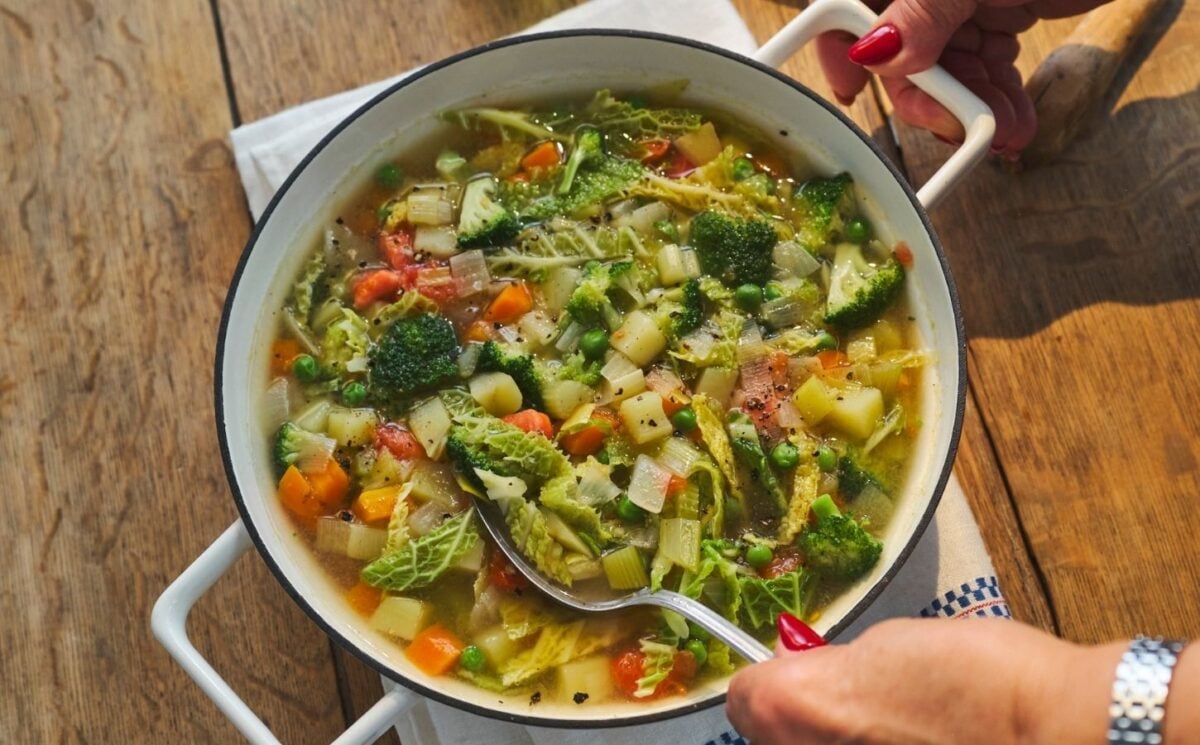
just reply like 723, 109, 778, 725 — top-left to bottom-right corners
1021, 0, 1166, 164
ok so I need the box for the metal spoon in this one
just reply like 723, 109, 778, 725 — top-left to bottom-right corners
473, 498, 774, 663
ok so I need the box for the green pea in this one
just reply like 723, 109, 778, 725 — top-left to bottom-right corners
291, 354, 319, 382
596, 448, 611, 465
342, 381, 367, 406
734, 284, 764, 311
845, 216, 871, 244
817, 445, 838, 473
459, 645, 486, 672
670, 407, 697, 433
617, 495, 646, 523
764, 282, 783, 301
579, 329, 610, 360
745, 544, 774, 569
685, 638, 708, 667
770, 441, 800, 470
731, 157, 756, 181
374, 162, 404, 190
687, 622, 711, 642
814, 332, 838, 351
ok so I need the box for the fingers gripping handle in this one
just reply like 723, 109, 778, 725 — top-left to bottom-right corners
151, 521, 416, 744
753, 0, 995, 208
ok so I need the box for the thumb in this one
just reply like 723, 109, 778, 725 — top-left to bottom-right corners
849, 0, 977, 75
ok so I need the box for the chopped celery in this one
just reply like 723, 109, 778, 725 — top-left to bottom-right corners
602, 545, 650, 590
659, 518, 702, 572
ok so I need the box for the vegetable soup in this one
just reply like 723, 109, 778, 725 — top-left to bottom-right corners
266, 89, 924, 705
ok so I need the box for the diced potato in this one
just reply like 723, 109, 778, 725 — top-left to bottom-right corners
469, 372, 523, 416
792, 376, 837, 424
474, 625, 520, 667
544, 510, 593, 557
315, 517, 387, 560
407, 460, 457, 504
600, 352, 646, 403
656, 244, 689, 287
370, 596, 431, 641
357, 447, 410, 490
672, 122, 721, 166
408, 397, 451, 459
694, 367, 738, 408
413, 225, 459, 258
557, 655, 615, 703
326, 406, 379, 448
613, 200, 671, 235
826, 386, 884, 440
541, 266, 582, 314
453, 539, 485, 572
618, 392, 673, 444
610, 311, 668, 367
544, 379, 595, 420
518, 310, 558, 349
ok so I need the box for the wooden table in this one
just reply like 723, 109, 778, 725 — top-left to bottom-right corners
2, 0, 1197, 741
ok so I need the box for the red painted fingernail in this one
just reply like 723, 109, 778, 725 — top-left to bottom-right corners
777, 613, 826, 651
935, 133, 963, 146
835, 93, 856, 106
848, 23, 902, 66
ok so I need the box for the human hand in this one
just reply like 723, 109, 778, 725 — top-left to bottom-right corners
727, 615, 1122, 745
816, 0, 1114, 157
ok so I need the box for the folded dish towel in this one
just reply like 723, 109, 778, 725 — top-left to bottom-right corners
229, 1, 1010, 742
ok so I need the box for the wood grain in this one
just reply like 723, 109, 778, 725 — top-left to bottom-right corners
893, 1, 1200, 643
0, 1, 346, 742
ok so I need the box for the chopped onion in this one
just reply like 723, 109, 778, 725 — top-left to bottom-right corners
679, 248, 702, 279
324, 222, 372, 267
407, 192, 454, 226
518, 310, 558, 348
658, 437, 703, 477
468, 584, 503, 632
737, 320, 767, 365
263, 378, 291, 428
678, 322, 719, 362
773, 240, 821, 277
450, 250, 490, 295
777, 400, 805, 431
606, 199, 639, 221
407, 500, 450, 537
414, 225, 459, 258
458, 343, 482, 378
762, 298, 808, 329
416, 265, 455, 296
645, 367, 685, 399
614, 201, 671, 235
627, 455, 671, 514
555, 321, 585, 353
576, 459, 622, 505
847, 337, 878, 363
621, 523, 659, 551
296, 433, 337, 475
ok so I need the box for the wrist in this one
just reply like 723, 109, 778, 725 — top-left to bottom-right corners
1016, 639, 1126, 745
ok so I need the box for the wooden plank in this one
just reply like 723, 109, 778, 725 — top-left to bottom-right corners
0, 1, 346, 741
890, 4, 1200, 643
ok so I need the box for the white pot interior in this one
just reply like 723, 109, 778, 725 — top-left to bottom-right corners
218, 33, 962, 726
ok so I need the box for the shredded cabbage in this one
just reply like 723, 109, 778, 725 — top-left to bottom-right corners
360, 508, 479, 592
633, 639, 678, 698
499, 619, 625, 687
679, 540, 745, 621
384, 482, 414, 553
691, 395, 743, 516
498, 595, 564, 640
291, 251, 326, 323
738, 569, 815, 630
319, 307, 371, 375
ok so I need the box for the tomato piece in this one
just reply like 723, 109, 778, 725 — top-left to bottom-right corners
487, 550, 529, 592
893, 241, 914, 268
666, 475, 688, 497
503, 409, 555, 439
374, 423, 426, 461
378, 228, 414, 270
352, 269, 404, 310
761, 548, 803, 579
639, 139, 671, 164
611, 649, 645, 698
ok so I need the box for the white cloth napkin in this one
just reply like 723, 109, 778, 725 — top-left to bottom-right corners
229, 2, 1010, 742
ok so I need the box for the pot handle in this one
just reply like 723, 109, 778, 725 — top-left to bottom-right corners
753, 0, 995, 209
152, 520, 417, 744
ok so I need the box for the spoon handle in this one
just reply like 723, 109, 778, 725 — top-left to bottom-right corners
642, 591, 774, 663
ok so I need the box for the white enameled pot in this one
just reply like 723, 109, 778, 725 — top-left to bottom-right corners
153, 1, 994, 741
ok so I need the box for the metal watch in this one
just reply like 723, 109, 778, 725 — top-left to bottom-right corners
1107, 636, 1187, 744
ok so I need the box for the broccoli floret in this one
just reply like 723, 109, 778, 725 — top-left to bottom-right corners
793, 172, 855, 250
445, 431, 504, 493
838, 451, 888, 498
800, 493, 882, 580
368, 313, 460, 399
564, 260, 632, 330
458, 176, 519, 248
273, 422, 327, 475
477, 341, 544, 410
688, 211, 778, 287
556, 351, 603, 386
557, 126, 604, 195
824, 242, 906, 330
672, 279, 703, 337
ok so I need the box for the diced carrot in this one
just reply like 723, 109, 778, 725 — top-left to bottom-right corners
666, 475, 688, 497
817, 350, 849, 369
345, 581, 383, 617
893, 242, 914, 268
482, 282, 534, 324
270, 339, 304, 376
639, 139, 671, 164
521, 140, 562, 170
465, 320, 494, 343
352, 486, 401, 524
352, 269, 404, 310
502, 409, 555, 439
278, 465, 322, 519
752, 150, 790, 178
560, 426, 607, 456
374, 423, 426, 461
307, 459, 350, 508
378, 228, 414, 270
406, 624, 465, 676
